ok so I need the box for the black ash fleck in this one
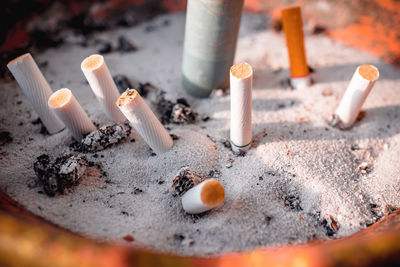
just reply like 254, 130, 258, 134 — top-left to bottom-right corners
113, 75, 133, 94
170, 134, 179, 140
117, 36, 137, 53
329, 114, 348, 130
98, 41, 112, 54
0, 131, 13, 146
133, 187, 143, 194
137, 82, 156, 97
220, 139, 231, 149
31, 118, 50, 135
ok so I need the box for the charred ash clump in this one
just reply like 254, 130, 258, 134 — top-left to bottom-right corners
117, 36, 137, 53
34, 153, 93, 197
136, 82, 155, 97
0, 131, 13, 146
31, 118, 50, 135
329, 114, 347, 130
156, 91, 198, 125
283, 194, 303, 211
77, 122, 132, 153
172, 167, 203, 196
113, 75, 133, 94
113, 76, 155, 97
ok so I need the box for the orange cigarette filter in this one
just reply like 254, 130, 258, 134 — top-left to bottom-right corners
281, 6, 309, 78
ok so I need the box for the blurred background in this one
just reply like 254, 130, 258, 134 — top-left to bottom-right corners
1, 0, 399, 75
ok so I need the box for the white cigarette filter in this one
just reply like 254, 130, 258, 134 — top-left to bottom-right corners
7, 53, 65, 134
182, 179, 225, 214
48, 88, 96, 140
230, 62, 253, 153
290, 76, 311, 90
81, 54, 126, 123
334, 65, 379, 129
116, 89, 173, 154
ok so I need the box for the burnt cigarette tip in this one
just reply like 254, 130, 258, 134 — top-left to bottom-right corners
116, 89, 138, 107
7, 53, 31, 66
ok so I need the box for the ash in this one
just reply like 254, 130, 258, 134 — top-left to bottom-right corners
33, 154, 90, 196
79, 122, 132, 153
171, 103, 197, 124
156, 91, 198, 124
2, 13, 400, 256
329, 114, 348, 130
172, 167, 203, 196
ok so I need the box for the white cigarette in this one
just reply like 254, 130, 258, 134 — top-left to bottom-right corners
116, 89, 173, 154
334, 65, 379, 129
81, 54, 126, 123
181, 179, 225, 214
290, 76, 311, 89
7, 53, 65, 134
230, 62, 253, 153
48, 88, 96, 140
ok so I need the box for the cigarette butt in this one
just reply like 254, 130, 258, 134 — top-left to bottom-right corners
230, 62, 253, 153
334, 65, 379, 129
7, 53, 65, 134
182, 0, 245, 98
81, 55, 126, 123
116, 89, 173, 154
48, 88, 96, 140
281, 6, 310, 88
182, 179, 225, 214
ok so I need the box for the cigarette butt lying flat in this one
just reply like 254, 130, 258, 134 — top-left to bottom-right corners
230, 62, 253, 154
48, 88, 96, 140
281, 6, 311, 89
334, 65, 379, 129
116, 89, 173, 154
182, 179, 225, 214
7, 53, 65, 134
81, 55, 126, 123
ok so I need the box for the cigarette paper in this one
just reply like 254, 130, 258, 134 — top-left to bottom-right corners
281, 6, 311, 89
182, 0, 245, 98
334, 65, 379, 129
116, 89, 173, 154
181, 179, 225, 214
81, 55, 126, 122
230, 62, 253, 153
7, 53, 65, 134
48, 88, 96, 140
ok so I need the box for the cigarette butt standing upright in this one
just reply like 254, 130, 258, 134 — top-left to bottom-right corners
281, 6, 310, 89
230, 62, 253, 154
116, 89, 173, 154
81, 55, 126, 122
182, 179, 225, 214
334, 65, 379, 129
48, 88, 96, 140
7, 53, 65, 134
182, 0, 245, 98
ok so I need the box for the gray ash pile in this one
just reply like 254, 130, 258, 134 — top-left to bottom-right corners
34, 153, 99, 196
